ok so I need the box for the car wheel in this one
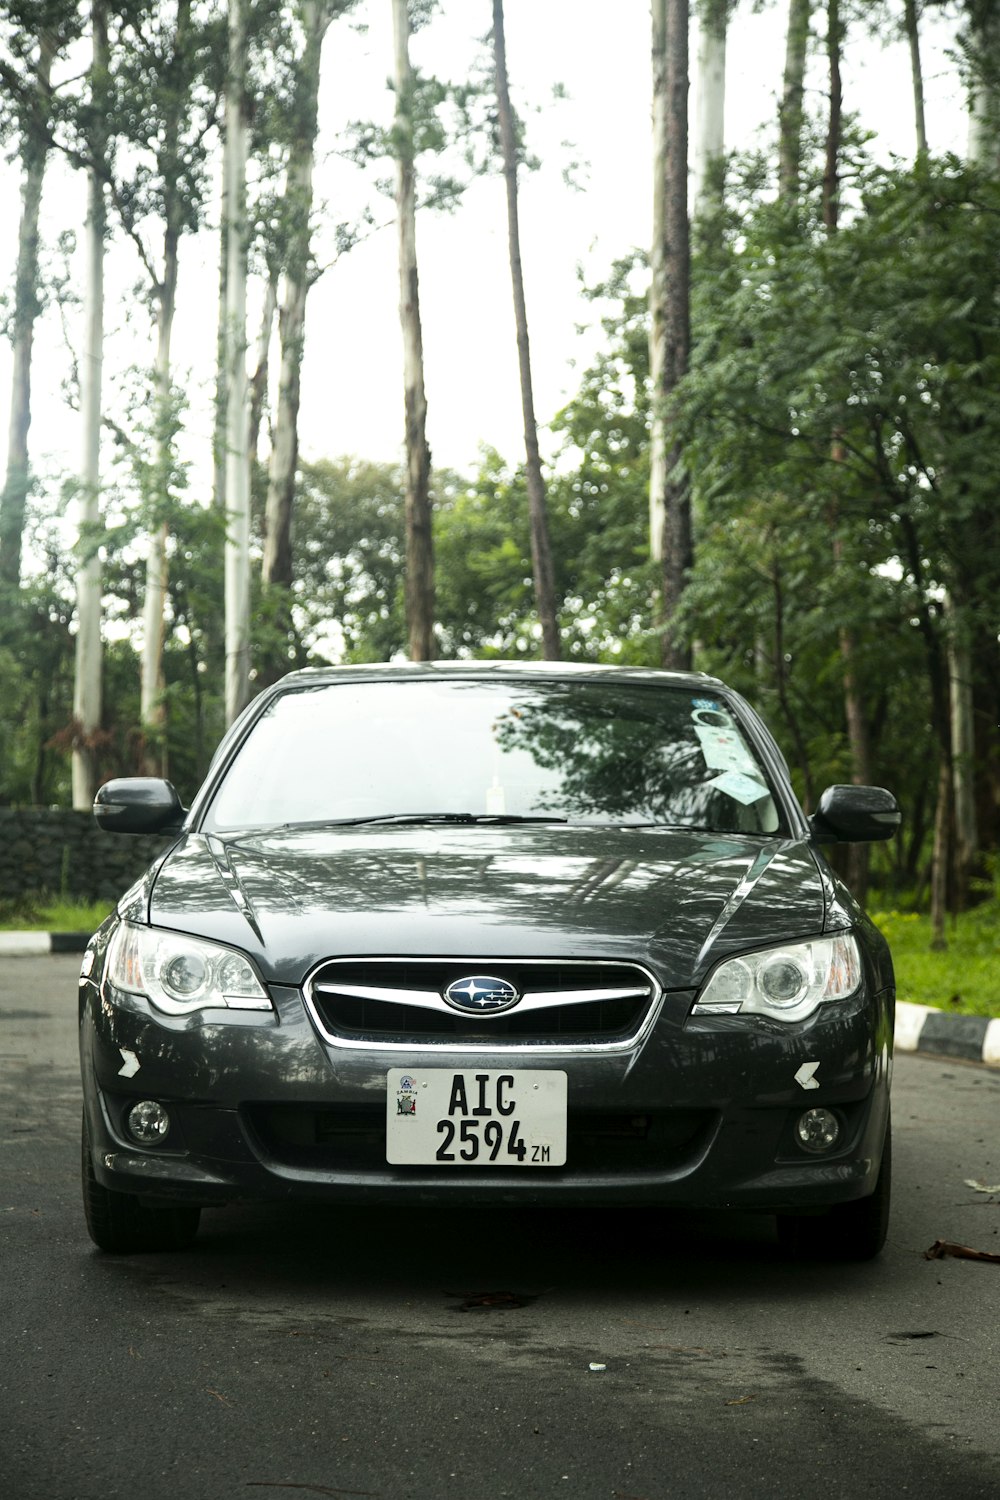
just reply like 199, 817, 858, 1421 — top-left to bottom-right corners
81, 1114, 201, 1253
776, 1117, 891, 1263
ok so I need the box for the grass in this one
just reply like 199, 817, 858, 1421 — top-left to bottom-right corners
872, 902, 1000, 1018
0, 896, 113, 934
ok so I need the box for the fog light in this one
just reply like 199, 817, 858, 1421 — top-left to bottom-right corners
796, 1107, 840, 1154
126, 1100, 171, 1144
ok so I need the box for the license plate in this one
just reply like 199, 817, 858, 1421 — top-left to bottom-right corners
386, 1069, 567, 1166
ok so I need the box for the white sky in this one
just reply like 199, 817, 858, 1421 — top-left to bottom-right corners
0, 0, 969, 512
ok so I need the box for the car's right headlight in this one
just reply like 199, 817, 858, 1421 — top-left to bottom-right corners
105, 922, 272, 1015
691, 933, 862, 1023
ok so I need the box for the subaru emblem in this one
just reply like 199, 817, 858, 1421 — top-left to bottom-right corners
443, 974, 520, 1014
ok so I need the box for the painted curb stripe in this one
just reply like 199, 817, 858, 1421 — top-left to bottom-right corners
0, 932, 52, 955
984, 1019, 1000, 1068
894, 1002, 927, 1053
0, 932, 90, 956
896, 999, 999, 1069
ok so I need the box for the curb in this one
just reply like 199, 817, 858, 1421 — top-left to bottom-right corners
895, 999, 1000, 1070
0, 932, 92, 956
3, 935, 998, 1069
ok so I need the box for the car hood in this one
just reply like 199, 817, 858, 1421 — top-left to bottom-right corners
142, 824, 832, 989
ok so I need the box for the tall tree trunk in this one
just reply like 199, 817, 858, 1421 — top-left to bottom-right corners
72, 0, 108, 810
139, 229, 177, 774
929, 755, 951, 950
822, 0, 842, 233
965, 0, 1000, 170
392, 0, 434, 662
224, 0, 251, 724
263, 0, 331, 595
249, 271, 278, 472
824, 6, 869, 899
778, 0, 811, 199
947, 599, 977, 908
492, 0, 560, 660
0, 33, 55, 594
692, 0, 727, 220
649, 0, 668, 565
213, 194, 229, 513
649, 0, 692, 669
139, 0, 191, 771
902, 0, 927, 156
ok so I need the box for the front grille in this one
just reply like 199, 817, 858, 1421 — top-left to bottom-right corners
305, 958, 659, 1050
246, 1103, 714, 1175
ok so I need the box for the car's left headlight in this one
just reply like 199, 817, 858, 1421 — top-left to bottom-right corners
692, 933, 862, 1023
105, 921, 272, 1015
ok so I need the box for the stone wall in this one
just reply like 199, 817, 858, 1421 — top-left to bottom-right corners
0, 810, 172, 907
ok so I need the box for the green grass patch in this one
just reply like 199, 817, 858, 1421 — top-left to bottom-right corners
0, 895, 113, 934
873, 903, 1000, 1018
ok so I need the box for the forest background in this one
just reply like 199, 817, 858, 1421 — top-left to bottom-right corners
1, 0, 999, 953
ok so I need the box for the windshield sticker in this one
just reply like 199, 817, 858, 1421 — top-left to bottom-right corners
691, 706, 730, 727
708, 771, 771, 805
691, 697, 723, 712
695, 724, 758, 774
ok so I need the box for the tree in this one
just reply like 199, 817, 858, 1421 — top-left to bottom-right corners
491, 0, 560, 659
223, 0, 251, 726
693, 0, 730, 219
391, 0, 434, 661
963, 0, 1000, 169
778, 0, 812, 198
92, 0, 226, 766
262, 2, 356, 606
0, 6, 77, 594
71, 0, 108, 809
672, 155, 1000, 895
902, 0, 926, 156
649, 0, 692, 669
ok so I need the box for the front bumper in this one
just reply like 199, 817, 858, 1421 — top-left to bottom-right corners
79, 976, 893, 1213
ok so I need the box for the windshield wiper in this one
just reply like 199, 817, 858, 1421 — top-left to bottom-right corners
338, 812, 569, 826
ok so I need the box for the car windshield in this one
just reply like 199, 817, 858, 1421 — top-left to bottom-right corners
202, 677, 785, 835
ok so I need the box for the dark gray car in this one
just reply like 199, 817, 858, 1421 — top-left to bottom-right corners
79, 663, 900, 1258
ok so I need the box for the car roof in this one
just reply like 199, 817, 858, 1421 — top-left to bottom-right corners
269, 660, 726, 692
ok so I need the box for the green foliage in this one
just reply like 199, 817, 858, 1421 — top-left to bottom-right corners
0, 894, 112, 931
0, 577, 76, 806
873, 901, 1000, 1017
669, 157, 1000, 847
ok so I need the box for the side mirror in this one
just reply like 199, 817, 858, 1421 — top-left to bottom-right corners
94, 778, 187, 836
808, 785, 901, 844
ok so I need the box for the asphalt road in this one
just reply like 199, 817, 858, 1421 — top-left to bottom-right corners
3, 954, 1000, 1500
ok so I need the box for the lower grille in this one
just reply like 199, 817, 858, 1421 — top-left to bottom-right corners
246, 1103, 714, 1175
305, 958, 659, 1050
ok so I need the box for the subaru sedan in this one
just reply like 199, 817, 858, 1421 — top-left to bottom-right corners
79, 663, 899, 1259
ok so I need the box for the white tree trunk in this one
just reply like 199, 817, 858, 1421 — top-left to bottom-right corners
139, 243, 176, 772
692, 6, 726, 217
224, 0, 251, 725
263, 0, 330, 593
966, 5, 1000, 170
0, 34, 55, 591
72, 3, 108, 810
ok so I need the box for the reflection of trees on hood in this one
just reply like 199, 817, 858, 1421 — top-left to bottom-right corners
493, 692, 718, 825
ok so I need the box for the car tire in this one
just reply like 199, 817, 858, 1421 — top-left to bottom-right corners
776, 1116, 891, 1263
81, 1114, 201, 1253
